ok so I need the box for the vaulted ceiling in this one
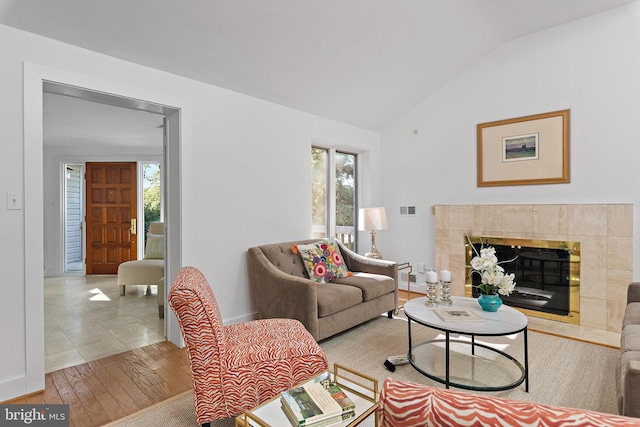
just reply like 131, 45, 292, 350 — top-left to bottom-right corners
1, 0, 636, 143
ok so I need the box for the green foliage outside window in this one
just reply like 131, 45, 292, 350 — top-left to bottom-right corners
143, 163, 161, 235
335, 152, 355, 227
311, 148, 327, 233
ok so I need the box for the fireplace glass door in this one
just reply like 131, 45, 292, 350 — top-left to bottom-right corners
465, 236, 580, 324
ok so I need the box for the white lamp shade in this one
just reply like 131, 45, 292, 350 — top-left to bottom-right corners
358, 207, 388, 231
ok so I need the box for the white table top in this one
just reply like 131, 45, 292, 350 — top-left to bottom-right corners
403, 296, 528, 335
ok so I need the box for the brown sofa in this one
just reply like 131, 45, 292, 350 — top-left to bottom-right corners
617, 282, 640, 418
247, 239, 398, 341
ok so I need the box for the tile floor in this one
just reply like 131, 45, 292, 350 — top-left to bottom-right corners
44, 275, 165, 373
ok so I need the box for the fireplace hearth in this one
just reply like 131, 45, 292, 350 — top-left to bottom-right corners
465, 236, 580, 324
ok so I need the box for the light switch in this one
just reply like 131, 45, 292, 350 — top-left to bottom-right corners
7, 191, 22, 210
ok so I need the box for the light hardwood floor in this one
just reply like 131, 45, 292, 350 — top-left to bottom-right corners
9, 341, 191, 427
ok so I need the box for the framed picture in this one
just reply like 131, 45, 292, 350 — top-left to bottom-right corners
477, 109, 570, 187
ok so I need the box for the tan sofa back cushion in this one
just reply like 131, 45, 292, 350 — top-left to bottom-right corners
256, 240, 319, 279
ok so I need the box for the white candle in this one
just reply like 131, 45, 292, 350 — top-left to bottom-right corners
440, 269, 451, 282
426, 270, 438, 283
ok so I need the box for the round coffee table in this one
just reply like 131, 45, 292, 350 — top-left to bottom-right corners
403, 296, 529, 392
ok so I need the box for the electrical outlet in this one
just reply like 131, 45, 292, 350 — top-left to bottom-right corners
418, 263, 425, 273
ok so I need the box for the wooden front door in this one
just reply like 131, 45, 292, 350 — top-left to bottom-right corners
86, 162, 137, 274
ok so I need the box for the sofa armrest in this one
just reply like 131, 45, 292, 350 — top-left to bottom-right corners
628, 283, 640, 305
336, 240, 398, 278
379, 378, 638, 427
247, 247, 320, 339
623, 360, 640, 418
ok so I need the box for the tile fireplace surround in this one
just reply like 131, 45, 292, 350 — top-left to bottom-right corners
434, 204, 632, 340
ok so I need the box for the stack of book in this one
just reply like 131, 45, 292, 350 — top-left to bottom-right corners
280, 377, 355, 427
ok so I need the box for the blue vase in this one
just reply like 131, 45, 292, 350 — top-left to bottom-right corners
478, 294, 502, 312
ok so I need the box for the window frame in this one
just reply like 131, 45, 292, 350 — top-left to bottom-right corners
311, 145, 359, 251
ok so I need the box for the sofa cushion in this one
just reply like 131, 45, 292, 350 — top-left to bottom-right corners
316, 283, 362, 317
258, 241, 313, 278
117, 259, 164, 285
621, 325, 640, 352
144, 233, 164, 259
297, 240, 349, 284
623, 302, 640, 328
333, 272, 395, 302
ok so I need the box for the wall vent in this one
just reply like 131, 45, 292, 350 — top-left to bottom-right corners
400, 206, 416, 216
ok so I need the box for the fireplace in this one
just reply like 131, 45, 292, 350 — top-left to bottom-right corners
465, 236, 580, 325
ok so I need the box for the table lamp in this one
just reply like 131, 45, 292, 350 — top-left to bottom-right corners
358, 207, 388, 259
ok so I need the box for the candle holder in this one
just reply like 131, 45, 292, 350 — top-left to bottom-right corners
439, 280, 452, 306
425, 280, 439, 307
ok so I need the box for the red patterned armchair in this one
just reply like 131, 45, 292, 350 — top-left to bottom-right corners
169, 266, 329, 426
378, 378, 639, 427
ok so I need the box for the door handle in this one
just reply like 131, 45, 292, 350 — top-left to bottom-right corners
131, 218, 137, 235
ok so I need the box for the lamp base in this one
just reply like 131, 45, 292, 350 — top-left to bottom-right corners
365, 229, 383, 259
365, 250, 383, 259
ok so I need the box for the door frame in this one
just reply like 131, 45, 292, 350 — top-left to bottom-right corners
24, 62, 187, 394
58, 158, 164, 275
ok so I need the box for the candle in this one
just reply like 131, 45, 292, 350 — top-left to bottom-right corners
440, 269, 451, 282
426, 270, 438, 283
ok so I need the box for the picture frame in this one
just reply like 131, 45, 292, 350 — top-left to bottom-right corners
477, 109, 570, 187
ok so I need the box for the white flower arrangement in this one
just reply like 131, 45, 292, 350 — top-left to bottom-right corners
470, 246, 517, 296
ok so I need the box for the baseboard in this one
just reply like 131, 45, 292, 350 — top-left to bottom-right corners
399, 282, 427, 295
224, 312, 258, 325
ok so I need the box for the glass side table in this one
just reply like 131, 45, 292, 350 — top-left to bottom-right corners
235, 363, 379, 427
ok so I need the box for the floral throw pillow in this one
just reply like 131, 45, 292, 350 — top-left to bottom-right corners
296, 240, 349, 284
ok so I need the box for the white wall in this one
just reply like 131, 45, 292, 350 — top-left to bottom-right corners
0, 24, 380, 401
380, 2, 640, 284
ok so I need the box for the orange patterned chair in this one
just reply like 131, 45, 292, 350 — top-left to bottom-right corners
169, 266, 329, 426
378, 378, 639, 427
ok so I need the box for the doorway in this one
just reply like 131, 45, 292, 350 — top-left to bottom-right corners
44, 100, 165, 372
24, 63, 185, 394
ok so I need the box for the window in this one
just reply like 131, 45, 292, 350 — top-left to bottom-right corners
143, 163, 162, 235
311, 147, 357, 250
63, 163, 83, 273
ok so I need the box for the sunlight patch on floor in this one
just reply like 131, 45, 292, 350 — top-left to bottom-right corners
88, 288, 110, 301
